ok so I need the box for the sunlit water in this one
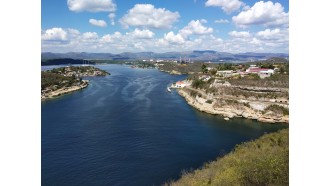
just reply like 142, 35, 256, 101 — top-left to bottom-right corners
42, 64, 287, 186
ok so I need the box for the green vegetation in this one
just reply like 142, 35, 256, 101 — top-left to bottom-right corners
42, 66, 109, 92
192, 79, 205, 89
49, 66, 109, 76
165, 128, 289, 186
228, 73, 289, 88
264, 104, 289, 115
205, 99, 213, 104
41, 72, 81, 90
201, 64, 208, 73
217, 63, 235, 71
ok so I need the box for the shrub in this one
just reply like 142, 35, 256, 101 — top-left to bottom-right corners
206, 100, 213, 104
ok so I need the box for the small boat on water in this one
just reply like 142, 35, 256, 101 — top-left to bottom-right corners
167, 87, 171, 92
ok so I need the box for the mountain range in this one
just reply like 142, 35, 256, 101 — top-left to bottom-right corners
42, 51, 288, 62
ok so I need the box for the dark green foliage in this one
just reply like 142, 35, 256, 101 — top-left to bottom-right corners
189, 90, 198, 97
201, 64, 208, 73
260, 64, 275, 69
217, 63, 235, 71
205, 100, 213, 104
49, 66, 109, 75
209, 69, 217, 75
41, 72, 79, 90
192, 79, 205, 89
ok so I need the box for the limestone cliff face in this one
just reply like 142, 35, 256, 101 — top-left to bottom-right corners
178, 89, 289, 124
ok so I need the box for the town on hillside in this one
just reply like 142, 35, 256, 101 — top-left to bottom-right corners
168, 61, 289, 123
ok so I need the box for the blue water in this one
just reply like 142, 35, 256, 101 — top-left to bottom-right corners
42, 64, 287, 186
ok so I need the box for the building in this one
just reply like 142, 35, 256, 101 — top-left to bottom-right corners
172, 81, 191, 88
246, 68, 273, 74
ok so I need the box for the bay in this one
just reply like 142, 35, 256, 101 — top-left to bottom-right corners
42, 64, 287, 186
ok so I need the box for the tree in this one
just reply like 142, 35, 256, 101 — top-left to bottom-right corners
201, 64, 208, 73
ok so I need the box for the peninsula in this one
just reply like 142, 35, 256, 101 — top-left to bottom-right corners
166, 59, 289, 124
41, 66, 109, 100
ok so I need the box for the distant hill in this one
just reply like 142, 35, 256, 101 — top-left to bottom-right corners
244, 57, 289, 64
41, 51, 288, 63
41, 58, 95, 66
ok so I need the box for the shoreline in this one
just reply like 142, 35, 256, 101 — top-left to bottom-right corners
177, 89, 289, 124
41, 80, 89, 101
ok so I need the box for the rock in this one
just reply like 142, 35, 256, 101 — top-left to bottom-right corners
224, 117, 229, 121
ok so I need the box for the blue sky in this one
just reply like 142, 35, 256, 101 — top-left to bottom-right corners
41, 0, 289, 53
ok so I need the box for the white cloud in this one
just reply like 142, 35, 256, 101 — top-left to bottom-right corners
215, 19, 229, 23
108, 13, 116, 25
179, 20, 213, 38
257, 28, 280, 39
41, 27, 288, 53
89, 19, 107, 27
41, 28, 68, 41
205, 0, 244, 13
127, 29, 154, 39
101, 32, 122, 43
67, 0, 116, 12
163, 31, 185, 44
82, 32, 99, 41
119, 4, 180, 29
232, 1, 289, 27
228, 31, 251, 38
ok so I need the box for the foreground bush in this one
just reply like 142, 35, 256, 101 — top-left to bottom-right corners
165, 128, 289, 186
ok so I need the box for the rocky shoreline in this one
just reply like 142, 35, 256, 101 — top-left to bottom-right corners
177, 89, 289, 124
41, 80, 89, 101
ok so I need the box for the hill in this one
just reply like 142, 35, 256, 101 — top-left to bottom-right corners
41, 51, 288, 62
165, 128, 288, 186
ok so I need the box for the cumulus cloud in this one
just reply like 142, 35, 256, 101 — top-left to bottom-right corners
126, 29, 154, 39
228, 31, 251, 38
232, 1, 289, 27
41, 28, 68, 41
89, 19, 107, 27
205, 0, 244, 13
119, 4, 180, 29
215, 19, 229, 23
108, 13, 116, 25
82, 32, 99, 41
67, 0, 116, 12
256, 28, 280, 39
41, 27, 288, 53
101, 32, 122, 43
179, 20, 213, 38
163, 31, 185, 44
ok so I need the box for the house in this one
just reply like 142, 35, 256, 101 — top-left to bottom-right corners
246, 68, 273, 74
172, 81, 191, 88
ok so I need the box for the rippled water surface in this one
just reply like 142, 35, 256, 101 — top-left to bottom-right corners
42, 64, 287, 186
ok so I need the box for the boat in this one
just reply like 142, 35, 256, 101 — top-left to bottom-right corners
167, 87, 171, 92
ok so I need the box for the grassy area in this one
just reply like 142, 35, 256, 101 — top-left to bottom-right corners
165, 128, 289, 186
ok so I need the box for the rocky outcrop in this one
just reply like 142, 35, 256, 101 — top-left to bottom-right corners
178, 89, 289, 124
41, 80, 89, 101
